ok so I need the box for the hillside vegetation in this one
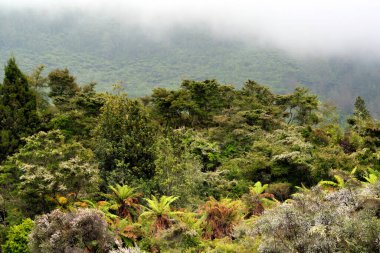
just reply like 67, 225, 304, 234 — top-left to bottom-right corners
1, 58, 380, 252
1, 10, 380, 117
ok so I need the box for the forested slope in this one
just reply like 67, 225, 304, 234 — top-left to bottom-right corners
1, 58, 380, 252
1, 10, 380, 116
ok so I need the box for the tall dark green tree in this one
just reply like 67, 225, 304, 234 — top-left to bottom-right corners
94, 92, 157, 187
285, 87, 319, 125
47, 68, 80, 110
27, 65, 49, 112
48, 82, 105, 142
347, 96, 372, 130
347, 96, 379, 149
0, 58, 38, 161
181, 79, 234, 126
353, 96, 371, 120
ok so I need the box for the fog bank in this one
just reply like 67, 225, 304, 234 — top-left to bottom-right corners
1, 0, 380, 58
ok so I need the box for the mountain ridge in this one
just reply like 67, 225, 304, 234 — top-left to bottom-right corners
1, 10, 379, 116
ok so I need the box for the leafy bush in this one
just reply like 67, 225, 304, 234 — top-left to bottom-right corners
265, 182, 291, 201
140, 196, 180, 234
94, 93, 157, 186
252, 182, 380, 252
153, 136, 203, 206
154, 212, 204, 251
242, 182, 277, 218
29, 209, 115, 253
2, 218, 34, 253
3, 130, 100, 216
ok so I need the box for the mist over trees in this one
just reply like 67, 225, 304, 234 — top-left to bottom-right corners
1, 2, 380, 252
1, 10, 380, 117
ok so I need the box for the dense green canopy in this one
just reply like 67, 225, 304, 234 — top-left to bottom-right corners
1, 59, 380, 252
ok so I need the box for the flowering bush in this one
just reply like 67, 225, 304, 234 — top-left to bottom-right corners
29, 209, 115, 253
252, 182, 380, 252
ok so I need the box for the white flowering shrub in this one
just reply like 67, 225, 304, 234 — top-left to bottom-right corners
29, 209, 115, 253
250, 182, 380, 253
9, 130, 100, 215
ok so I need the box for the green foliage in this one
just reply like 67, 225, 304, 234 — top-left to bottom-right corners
151, 79, 234, 127
1, 57, 380, 252
197, 171, 247, 199
152, 212, 205, 251
104, 184, 141, 221
49, 87, 104, 142
0, 57, 38, 161
46, 70, 105, 142
142, 195, 178, 218
107, 217, 142, 247
319, 175, 346, 188
250, 182, 268, 195
108, 185, 139, 204
140, 195, 180, 234
354, 96, 371, 120
187, 134, 222, 172
48, 68, 80, 110
94, 92, 157, 187
150, 87, 194, 128
181, 79, 234, 126
4, 12, 380, 119
202, 236, 260, 253
153, 136, 202, 206
2, 130, 100, 216
220, 154, 271, 184
2, 218, 34, 253
265, 182, 291, 201
242, 182, 277, 217
285, 87, 319, 125
234, 127, 316, 186
364, 168, 380, 184
27, 65, 50, 112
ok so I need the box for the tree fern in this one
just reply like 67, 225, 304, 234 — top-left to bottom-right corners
364, 168, 380, 184
318, 175, 345, 189
103, 184, 141, 221
140, 195, 180, 233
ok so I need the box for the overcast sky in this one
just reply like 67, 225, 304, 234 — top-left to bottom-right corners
1, 0, 380, 58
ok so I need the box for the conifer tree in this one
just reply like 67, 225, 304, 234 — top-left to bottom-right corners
0, 58, 38, 161
353, 96, 371, 120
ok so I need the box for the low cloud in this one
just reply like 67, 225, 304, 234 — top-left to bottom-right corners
1, 0, 380, 58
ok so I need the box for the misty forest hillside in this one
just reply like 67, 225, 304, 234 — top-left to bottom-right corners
1, 55, 380, 252
1, 10, 380, 116
2, 4, 380, 252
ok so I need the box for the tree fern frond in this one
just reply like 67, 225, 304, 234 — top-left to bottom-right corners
334, 175, 345, 188
318, 180, 338, 187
